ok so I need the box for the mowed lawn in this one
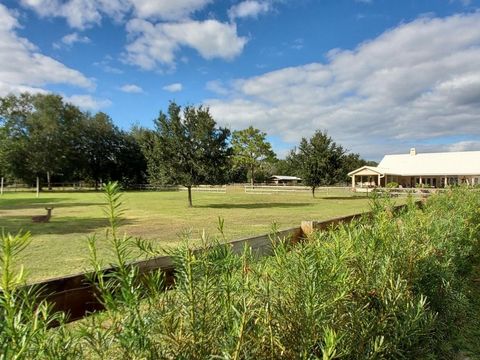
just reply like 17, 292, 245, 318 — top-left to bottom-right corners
0, 188, 372, 282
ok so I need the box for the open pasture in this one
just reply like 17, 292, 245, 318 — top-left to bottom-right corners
0, 188, 371, 282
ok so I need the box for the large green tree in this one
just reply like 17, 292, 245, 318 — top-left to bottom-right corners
26, 94, 83, 189
0, 93, 148, 188
149, 102, 231, 207
231, 126, 276, 186
288, 130, 345, 197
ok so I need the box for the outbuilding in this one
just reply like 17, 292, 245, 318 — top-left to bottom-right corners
269, 175, 302, 185
348, 148, 480, 189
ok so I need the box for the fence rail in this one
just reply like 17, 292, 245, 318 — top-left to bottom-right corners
18, 204, 418, 324
244, 185, 353, 194
0, 183, 228, 193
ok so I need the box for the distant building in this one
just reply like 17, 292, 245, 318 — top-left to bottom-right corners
269, 175, 302, 185
348, 148, 480, 189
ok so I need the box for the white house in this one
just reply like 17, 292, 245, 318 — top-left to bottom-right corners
348, 148, 480, 189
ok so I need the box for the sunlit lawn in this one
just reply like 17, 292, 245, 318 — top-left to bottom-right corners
0, 187, 372, 282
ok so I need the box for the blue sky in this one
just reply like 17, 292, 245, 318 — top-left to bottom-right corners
1, 0, 480, 160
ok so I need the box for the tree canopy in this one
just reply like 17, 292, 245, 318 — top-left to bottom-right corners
0, 93, 147, 188
147, 102, 231, 206
288, 130, 345, 197
0, 92, 374, 198
231, 126, 276, 185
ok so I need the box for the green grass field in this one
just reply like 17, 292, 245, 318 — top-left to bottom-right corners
0, 187, 372, 282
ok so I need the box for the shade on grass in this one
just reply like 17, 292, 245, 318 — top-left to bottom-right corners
0, 188, 371, 281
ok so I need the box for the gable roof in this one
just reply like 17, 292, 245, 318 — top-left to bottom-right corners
348, 166, 384, 177
377, 150, 480, 176
270, 175, 302, 181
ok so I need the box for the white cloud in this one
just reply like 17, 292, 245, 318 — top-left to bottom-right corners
129, 0, 212, 21
20, 0, 103, 29
163, 83, 182, 92
228, 1, 270, 20
21, 0, 248, 69
447, 140, 480, 152
20, 0, 212, 28
125, 19, 248, 70
120, 84, 143, 93
0, 4, 93, 96
206, 80, 229, 95
53, 32, 91, 48
94, 56, 124, 74
61, 32, 91, 45
64, 94, 112, 110
205, 13, 480, 159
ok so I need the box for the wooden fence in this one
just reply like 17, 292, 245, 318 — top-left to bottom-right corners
244, 185, 354, 195
21, 205, 417, 324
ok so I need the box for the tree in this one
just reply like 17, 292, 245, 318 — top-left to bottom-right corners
0, 93, 85, 189
231, 126, 276, 186
25, 94, 83, 189
288, 130, 345, 197
149, 102, 231, 207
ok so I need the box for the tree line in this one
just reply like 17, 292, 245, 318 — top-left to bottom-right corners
0, 93, 375, 205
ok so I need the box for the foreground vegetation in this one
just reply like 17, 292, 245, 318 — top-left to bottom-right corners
1, 185, 479, 359
0, 188, 370, 281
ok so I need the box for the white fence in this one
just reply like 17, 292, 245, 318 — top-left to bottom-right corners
244, 185, 353, 195
0, 183, 227, 194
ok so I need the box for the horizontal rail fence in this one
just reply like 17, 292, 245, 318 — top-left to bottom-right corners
0, 183, 228, 193
18, 203, 415, 324
244, 185, 352, 195
132, 185, 227, 193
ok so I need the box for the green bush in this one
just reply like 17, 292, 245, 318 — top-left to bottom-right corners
1, 185, 479, 359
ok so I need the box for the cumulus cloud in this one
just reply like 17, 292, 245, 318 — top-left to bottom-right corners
53, 32, 91, 49
20, 0, 104, 29
21, 1, 248, 69
228, 1, 271, 20
120, 84, 143, 93
0, 4, 93, 96
125, 19, 248, 70
205, 13, 480, 159
62, 32, 90, 45
163, 83, 182, 92
20, 0, 212, 28
206, 80, 229, 95
64, 94, 112, 110
129, 0, 212, 21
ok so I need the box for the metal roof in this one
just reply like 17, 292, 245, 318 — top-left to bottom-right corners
270, 175, 302, 180
371, 150, 480, 176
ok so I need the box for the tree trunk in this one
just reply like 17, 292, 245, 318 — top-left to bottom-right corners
36, 176, 40, 198
251, 165, 255, 187
0, 177, 3, 195
47, 171, 52, 190
187, 186, 193, 207
311, 186, 316, 198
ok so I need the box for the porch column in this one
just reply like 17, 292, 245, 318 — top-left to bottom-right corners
419, 176, 423, 185
445, 177, 448, 187
378, 174, 381, 187
352, 175, 355, 189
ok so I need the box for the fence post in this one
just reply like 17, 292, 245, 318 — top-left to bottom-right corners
301, 221, 318, 236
